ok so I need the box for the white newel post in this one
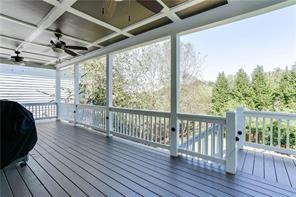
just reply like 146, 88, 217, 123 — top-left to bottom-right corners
55, 68, 61, 120
170, 33, 180, 157
106, 54, 113, 137
236, 107, 245, 149
226, 111, 237, 174
74, 63, 80, 125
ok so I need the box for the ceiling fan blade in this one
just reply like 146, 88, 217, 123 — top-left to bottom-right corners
136, 0, 163, 13
64, 49, 79, 56
65, 45, 88, 50
50, 40, 56, 46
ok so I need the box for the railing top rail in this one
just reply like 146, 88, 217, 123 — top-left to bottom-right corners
178, 112, 226, 124
22, 102, 57, 106
77, 104, 107, 109
244, 110, 296, 120
60, 103, 75, 106
110, 107, 170, 117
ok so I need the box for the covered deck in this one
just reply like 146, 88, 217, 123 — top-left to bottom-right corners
1, 0, 296, 196
1, 121, 296, 197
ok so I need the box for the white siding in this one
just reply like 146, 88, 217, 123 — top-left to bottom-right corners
0, 64, 56, 103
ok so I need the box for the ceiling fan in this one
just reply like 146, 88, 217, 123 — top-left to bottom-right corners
11, 51, 24, 62
49, 32, 88, 57
8, 51, 50, 66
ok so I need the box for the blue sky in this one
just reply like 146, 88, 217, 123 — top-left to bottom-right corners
181, 4, 296, 82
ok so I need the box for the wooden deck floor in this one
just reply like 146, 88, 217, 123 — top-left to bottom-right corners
237, 148, 296, 188
1, 121, 296, 197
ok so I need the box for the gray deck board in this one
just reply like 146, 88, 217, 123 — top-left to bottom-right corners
1, 121, 296, 197
41, 123, 295, 197
273, 155, 291, 186
38, 129, 224, 197
26, 155, 69, 196
253, 152, 264, 178
16, 164, 51, 197
33, 145, 105, 197
0, 170, 14, 197
283, 158, 296, 188
44, 122, 296, 195
39, 126, 272, 197
32, 154, 88, 197
3, 166, 32, 197
238, 147, 296, 190
264, 153, 277, 182
242, 150, 255, 174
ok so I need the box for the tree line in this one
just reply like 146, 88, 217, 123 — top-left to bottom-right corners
212, 65, 296, 115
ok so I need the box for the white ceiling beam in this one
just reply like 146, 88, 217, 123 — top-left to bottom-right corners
122, 0, 205, 33
44, 0, 203, 61
88, 0, 206, 47
67, 7, 133, 38
16, 0, 78, 51
0, 14, 36, 29
0, 35, 50, 49
0, 14, 92, 46
56, 0, 291, 68
43, 0, 60, 7
156, 0, 181, 22
44, 0, 133, 37
87, 32, 120, 48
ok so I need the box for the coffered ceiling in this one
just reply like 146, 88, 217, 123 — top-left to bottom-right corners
0, 0, 229, 68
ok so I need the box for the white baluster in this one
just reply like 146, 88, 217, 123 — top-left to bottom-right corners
255, 117, 258, 144
270, 118, 273, 146
278, 119, 281, 147
286, 120, 290, 149
263, 117, 266, 145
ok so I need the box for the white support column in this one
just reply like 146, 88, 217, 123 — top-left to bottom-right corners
236, 107, 245, 149
74, 63, 80, 125
225, 111, 237, 174
106, 54, 113, 137
170, 33, 180, 157
55, 68, 61, 120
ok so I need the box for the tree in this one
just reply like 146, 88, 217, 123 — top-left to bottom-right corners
79, 58, 106, 105
251, 66, 272, 110
211, 72, 231, 115
275, 68, 296, 112
233, 68, 254, 108
112, 40, 171, 111
180, 42, 205, 84
179, 42, 210, 114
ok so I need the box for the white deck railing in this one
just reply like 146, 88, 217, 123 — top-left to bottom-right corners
23, 102, 237, 173
76, 104, 106, 131
178, 113, 227, 164
59, 103, 107, 131
110, 107, 171, 149
22, 102, 57, 120
21, 102, 296, 174
59, 103, 75, 122
237, 107, 296, 155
